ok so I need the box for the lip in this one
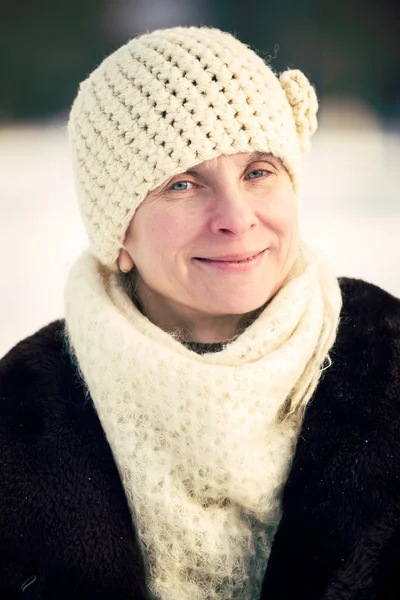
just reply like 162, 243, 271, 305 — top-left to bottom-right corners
192, 248, 267, 272
194, 249, 266, 262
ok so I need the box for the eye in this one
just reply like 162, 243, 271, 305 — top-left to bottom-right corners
169, 180, 195, 191
245, 169, 270, 180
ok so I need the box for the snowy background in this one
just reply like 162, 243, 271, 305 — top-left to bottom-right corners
1, 101, 399, 358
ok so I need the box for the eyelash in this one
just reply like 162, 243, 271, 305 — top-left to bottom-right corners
168, 168, 273, 191
169, 181, 196, 191
245, 169, 272, 180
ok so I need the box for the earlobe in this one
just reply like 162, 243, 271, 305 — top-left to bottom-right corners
117, 248, 135, 273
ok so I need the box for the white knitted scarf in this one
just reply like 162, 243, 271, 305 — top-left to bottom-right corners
64, 244, 342, 600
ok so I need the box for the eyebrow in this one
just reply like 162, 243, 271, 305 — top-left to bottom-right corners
244, 151, 278, 167
183, 151, 279, 176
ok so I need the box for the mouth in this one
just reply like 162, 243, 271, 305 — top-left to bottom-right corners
193, 249, 267, 263
192, 249, 268, 273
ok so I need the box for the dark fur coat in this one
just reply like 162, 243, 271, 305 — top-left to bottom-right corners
0, 278, 399, 600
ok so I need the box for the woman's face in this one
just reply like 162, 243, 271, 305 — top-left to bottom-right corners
120, 151, 299, 322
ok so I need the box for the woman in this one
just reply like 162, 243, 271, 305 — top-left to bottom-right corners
0, 26, 399, 600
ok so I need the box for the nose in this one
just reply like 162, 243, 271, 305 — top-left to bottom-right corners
209, 187, 257, 236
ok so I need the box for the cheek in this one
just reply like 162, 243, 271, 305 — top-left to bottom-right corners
263, 201, 298, 238
129, 207, 198, 259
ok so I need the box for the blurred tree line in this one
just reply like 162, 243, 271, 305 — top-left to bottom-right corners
214, 0, 400, 118
1, 0, 399, 121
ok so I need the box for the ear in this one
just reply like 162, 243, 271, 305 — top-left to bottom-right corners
280, 69, 318, 153
118, 248, 135, 273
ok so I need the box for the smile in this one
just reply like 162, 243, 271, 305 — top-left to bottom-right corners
193, 249, 267, 272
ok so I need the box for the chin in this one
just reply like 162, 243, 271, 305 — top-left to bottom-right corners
202, 294, 270, 316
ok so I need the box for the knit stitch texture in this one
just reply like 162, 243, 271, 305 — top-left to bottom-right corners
64, 244, 341, 600
68, 26, 318, 269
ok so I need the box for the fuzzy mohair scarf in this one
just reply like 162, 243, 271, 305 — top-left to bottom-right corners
64, 244, 342, 600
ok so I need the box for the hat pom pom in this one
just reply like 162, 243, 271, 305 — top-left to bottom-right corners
280, 69, 318, 152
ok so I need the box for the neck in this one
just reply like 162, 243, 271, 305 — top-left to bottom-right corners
116, 271, 265, 343
131, 286, 264, 344
139, 297, 259, 344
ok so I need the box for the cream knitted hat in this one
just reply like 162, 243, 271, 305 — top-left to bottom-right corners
68, 26, 318, 270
